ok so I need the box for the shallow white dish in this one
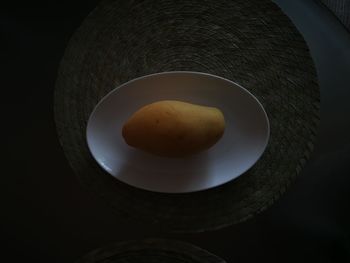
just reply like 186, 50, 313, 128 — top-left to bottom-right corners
86, 71, 269, 193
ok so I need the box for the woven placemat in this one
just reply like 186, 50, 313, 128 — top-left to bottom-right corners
320, 0, 350, 30
76, 239, 225, 263
55, 0, 320, 232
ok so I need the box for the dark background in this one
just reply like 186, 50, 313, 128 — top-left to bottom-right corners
1, 0, 350, 262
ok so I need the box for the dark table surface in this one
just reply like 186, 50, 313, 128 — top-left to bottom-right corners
2, 0, 350, 262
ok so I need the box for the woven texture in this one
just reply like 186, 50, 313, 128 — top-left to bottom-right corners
55, 0, 320, 232
320, 0, 350, 30
76, 239, 225, 263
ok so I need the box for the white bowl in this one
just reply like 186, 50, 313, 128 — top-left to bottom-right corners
86, 71, 270, 193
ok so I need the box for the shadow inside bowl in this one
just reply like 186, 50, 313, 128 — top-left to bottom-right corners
114, 147, 211, 193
